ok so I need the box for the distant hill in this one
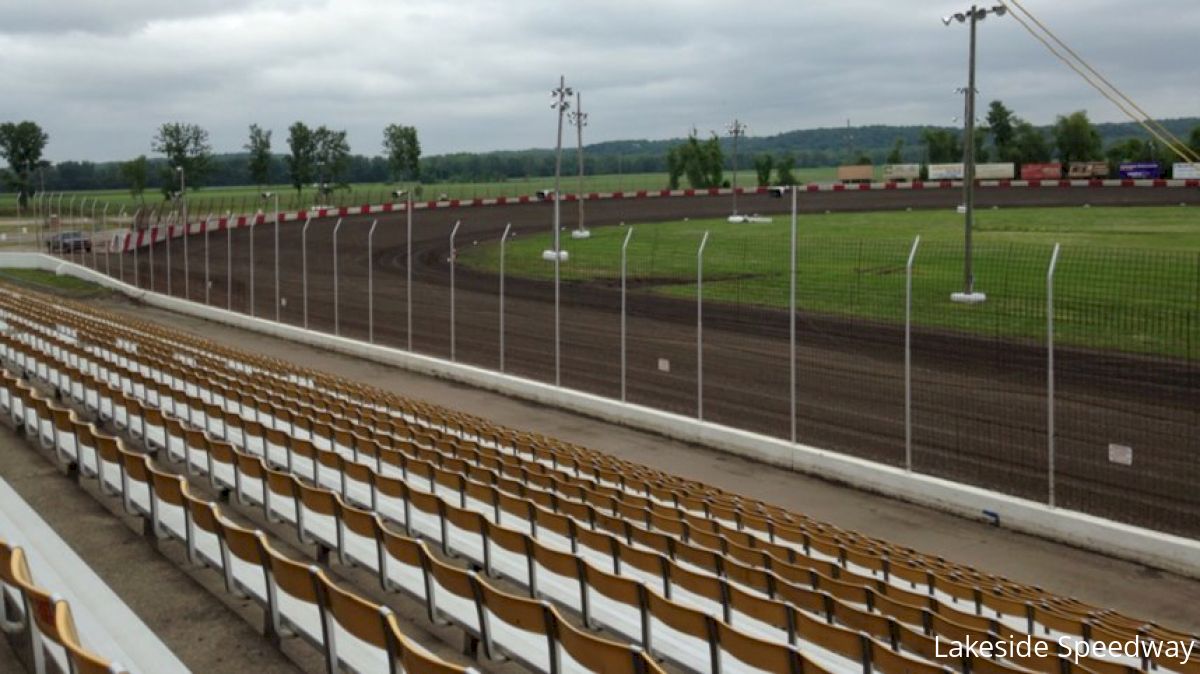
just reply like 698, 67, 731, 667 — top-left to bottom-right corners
26, 118, 1200, 192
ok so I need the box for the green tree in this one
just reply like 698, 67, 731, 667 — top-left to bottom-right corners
854, 153, 872, 165
921, 128, 961, 163
245, 124, 272, 189
151, 122, 211, 196
1105, 138, 1151, 165
776, 153, 797, 185
753, 154, 774, 186
312, 126, 350, 199
0, 121, 49, 208
1052, 111, 1103, 165
382, 124, 421, 183
1011, 121, 1051, 164
286, 122, 315, 196
1190, 125, 1200, 156
666, 146, 684, 189
670, 131, 724, 189
886, 139, 904, 164
986, 100, 1016, 161
120, 155, 148, 204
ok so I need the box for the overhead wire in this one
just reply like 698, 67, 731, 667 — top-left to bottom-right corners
997, 0, 1199, 164
1004, 0, 1199, 163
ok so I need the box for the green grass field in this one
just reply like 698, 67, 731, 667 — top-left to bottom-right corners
0, 268, 104, 295
458, 205, 1200, 357
0, 168, 841, 218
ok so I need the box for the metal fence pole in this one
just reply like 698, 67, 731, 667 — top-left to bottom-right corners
499, 223, 512, 371
449, 220, 462, 362
697, 230, 710, 420
789, 187, 798, 447
904, 235, 922, 472
274, 200, 280, 321
227, 218, 232, 310
166, 220, 172, 296
100, 203, 108, 274
149, 225, 155, 292
406, 193, 413, 351
183, 214, 190, 299
368, 219, 378, 342
204, 216, 211, 305
620, 226, 634, 402
302, 218, 312, 329
333, 218, 344, 336
249, 215, 256, 317
1047, 243, 1062, 507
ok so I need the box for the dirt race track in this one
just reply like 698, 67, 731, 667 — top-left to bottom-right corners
97, 184, 1200, 539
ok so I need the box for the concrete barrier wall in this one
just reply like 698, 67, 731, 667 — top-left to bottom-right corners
8, 251, 1199, 578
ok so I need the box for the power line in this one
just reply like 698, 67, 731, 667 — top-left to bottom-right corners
998, 0, 1199, 164
1004, 0, 1198, 163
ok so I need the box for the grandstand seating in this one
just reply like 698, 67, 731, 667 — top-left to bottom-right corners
0, 283, 1195, 674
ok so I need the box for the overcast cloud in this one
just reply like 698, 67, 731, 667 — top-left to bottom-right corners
1, 0, 1197, 162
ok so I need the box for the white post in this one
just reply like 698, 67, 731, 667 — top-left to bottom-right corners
407, 193, 413, 351
204, 215, 211, 305
1047, 243, 1061, 507
449, 220, 462, 361
333, 218, 344, 335
905, 235, 922, 472
100, 202, 108, 273
552, 75, 572, 387
249, 213, 256, 317
227, 216, 233, 310
789, 187, 798, 446
499, 223, 512, 371
697, 230, 710, 420
302, 217, 312, 328
149, 223, 155, 291
368, 219, 378, 342
183, 211, 190, 299
620, 226, 634, 402
273, 194, 280, 321
166, 215, 172, 296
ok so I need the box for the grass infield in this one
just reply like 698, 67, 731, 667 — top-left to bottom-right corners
458, 205, 1200, 357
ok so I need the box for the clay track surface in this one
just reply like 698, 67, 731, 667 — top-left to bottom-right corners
89, 185, 1200, 538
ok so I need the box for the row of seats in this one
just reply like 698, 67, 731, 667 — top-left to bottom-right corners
1, 301, 889, 673
0, 284, 1190, 671
0, 293, 1146, 674
0, 367, 493, 673
1, 537, 119, 674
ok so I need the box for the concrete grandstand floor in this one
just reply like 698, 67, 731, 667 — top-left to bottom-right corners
85, 293, 1200, 635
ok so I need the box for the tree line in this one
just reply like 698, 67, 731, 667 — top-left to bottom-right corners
3, 109, 1199, 205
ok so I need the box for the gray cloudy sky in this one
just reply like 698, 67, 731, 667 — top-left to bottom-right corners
1, 0, 1197, 162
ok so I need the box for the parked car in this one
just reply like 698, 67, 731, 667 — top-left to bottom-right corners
46, 231, 91, 253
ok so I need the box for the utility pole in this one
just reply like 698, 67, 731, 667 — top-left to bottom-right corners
726, 119, 747, 215
569, 91, 589, 237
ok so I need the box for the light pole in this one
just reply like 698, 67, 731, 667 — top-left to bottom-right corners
943, 4, 1005, 304
549, 75, 573, 386
262, 191, 280, 320
726, 119, 747, 216
569, 92, 589, 239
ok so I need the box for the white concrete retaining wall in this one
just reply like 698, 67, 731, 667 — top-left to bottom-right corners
8, 252, 1199, 578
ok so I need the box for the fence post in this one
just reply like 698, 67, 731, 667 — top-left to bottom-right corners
1047, 243, 1061, 507
183, 213, 189, 299
204, 216, 211, 305
499, 223, 512, 371
166, 220, 172, 296
449, 220, 462, 362
621, 226, 634, 402
407, 193, 413, 351
905, 235, 921, 472
100, 203, 108, 273
697, 230, 710, 420
149, 225, 155, 292
302, 218, 311, 329
368, 219, 378, 342
789, 187, 798, 448
227, 217, 232, 310
333, 218, 344, 336
249, 215, 256, 317
274, 204, 280, 321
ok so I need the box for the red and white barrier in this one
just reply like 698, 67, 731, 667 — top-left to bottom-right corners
117, 178, 1200, 252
